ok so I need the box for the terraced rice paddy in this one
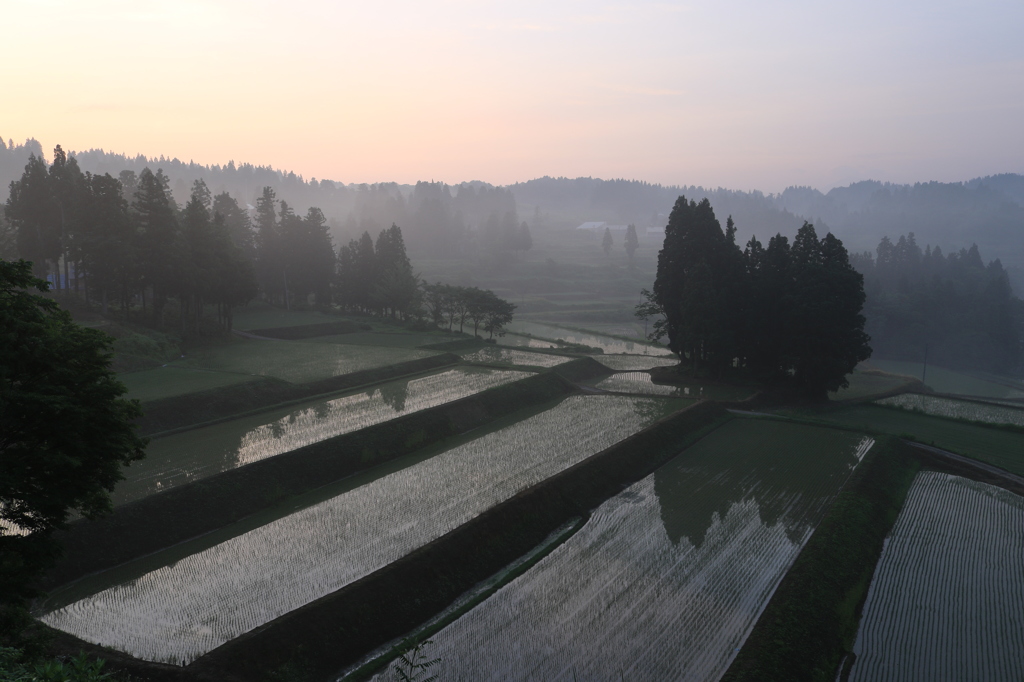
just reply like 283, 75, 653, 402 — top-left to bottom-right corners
876, 393, 1024, 428
42, 395, 680, 665
595, 355, 680, 371
118, 367, 260, 402
817, 405, 1024, 476
850, 472, 1024, 681
396, 419, 872, 681
169, 339, 438, 383
500, 333, 560, 349
508, 321, 673, 356
459, 347, 571, 367
868, 359, 1024, 400
595, 371, 685, 396
114, 367, 530, 505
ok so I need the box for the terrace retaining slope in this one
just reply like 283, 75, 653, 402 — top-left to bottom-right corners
43, 371, 574, 590
135, 353, 460, 436
189, 400, 730, 682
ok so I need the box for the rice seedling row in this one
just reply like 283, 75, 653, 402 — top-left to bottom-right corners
389, 419, 873, 682
850, 472, 1024, 681
595, 371, 685, 396
42, 395, 675, 665
459, 347, 571, 367
170, 338, 438, 384
114, 367, 530, 505
876, 393, 1024, 428
594, 355, 680, 371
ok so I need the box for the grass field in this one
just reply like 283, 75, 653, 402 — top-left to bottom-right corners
850, 472, 1024, 681
231, 307, 346, 331
307, 331, 465, 348
402, 418, 871, 681
815, 404, 1024, 476
876, 393, 1024, 428
114, 367, 531, 505
168, 338, 438, 384
42, 395, 682, 665
118, 367, 261, 402
868, 359, 1024, 400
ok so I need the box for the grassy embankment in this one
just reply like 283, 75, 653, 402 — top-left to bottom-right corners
43, 370, 577, 590
813, 404, 1024, 476
723, 406, 1024, 682
720, 435, 922, 681
188, 401, 731, 682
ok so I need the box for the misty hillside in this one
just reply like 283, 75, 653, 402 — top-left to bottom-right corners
3, 137, 1022, 290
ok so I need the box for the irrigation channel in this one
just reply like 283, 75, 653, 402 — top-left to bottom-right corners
364, 418, 874, 682
114, 366, 529, 504
41, 395, 683, 665
849, 472, 1024, 681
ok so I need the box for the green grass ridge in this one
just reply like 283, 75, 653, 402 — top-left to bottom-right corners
720, 436, 922, 682
135, 353, 461, 436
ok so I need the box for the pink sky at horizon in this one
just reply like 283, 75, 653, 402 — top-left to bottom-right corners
3, 0, 1022, 193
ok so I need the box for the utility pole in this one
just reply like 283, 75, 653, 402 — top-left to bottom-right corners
922, 343, 929, 385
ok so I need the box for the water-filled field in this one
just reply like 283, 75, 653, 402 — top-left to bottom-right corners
169, 339, 438, 384
850, 472, 1024, 681
459, 347, 571, 367
500, 333, 560, 349
876, 393, 1024, 428
595, 355, 680, 371
114, 367, 530, 505
397, 419, 872, 681
118, 367, 260, 402
507, 321, 674, 356
43, 395, 681, 665
595, 371, 685, 396
868, 359, 1024, 400
818, 405, 1024, 476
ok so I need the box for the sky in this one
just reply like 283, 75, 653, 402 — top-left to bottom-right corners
2, 0, 1022, 192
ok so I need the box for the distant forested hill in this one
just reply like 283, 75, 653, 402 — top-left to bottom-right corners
3, 137, 1022, 288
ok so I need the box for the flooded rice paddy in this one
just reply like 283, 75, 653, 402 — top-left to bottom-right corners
115, 367, 529, 505
594, 355, 679, 371
876, 393, 1024, 428
507, 321, 673, 356
594, 371, 685, 396
459, 347, 571, 367
394, 419, 872, 682
42, 395, 680, 665
850, 472, 1024, 681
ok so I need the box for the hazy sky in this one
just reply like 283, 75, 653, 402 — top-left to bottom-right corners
3, 0, 1022, 191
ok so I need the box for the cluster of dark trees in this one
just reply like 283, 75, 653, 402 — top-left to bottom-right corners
422, 283, 516, 338
643, 196, 871, 399
850, 234, 1023, 373
3, 147, 520, 338
336, 224, 418, 317
4, 148, 257, 333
